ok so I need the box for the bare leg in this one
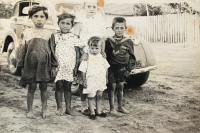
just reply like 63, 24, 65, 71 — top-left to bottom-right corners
27, 82, 37, 119
117, 82, 130, 114
108, 83, 117, 114
79, 85, 88, 111
64, 81, 76, 116
88, 97, 95, 115
96, 91, 103, 114
55, 80, 64, 116
39, 82, 48, 118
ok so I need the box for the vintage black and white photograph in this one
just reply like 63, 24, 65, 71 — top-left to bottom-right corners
0, 0, 199, 132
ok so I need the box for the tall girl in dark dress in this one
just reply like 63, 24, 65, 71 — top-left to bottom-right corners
18, 5, 57, 119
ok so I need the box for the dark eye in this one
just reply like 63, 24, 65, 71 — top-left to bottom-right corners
93, 6, 96, 8
40, 15, 45, 18
34, 15, 38, 18
61, 22, 64, 24
66, 22, 71, 25
88, 5, 91, 8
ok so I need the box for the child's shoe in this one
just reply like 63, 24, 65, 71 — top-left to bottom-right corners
95, 112, 107, 117
89, 114, 96, 120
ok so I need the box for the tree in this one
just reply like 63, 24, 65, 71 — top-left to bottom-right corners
132, 3, 163, 16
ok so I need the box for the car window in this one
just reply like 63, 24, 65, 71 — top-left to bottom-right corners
19, 2, 39, 17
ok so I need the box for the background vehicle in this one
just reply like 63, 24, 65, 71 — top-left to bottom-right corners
0, 0, 156, 94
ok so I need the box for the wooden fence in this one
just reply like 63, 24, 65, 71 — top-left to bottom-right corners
124, 13, 200, 44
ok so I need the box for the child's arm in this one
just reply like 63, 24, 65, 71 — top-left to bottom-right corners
74, 46, 80, 76
126, 40, 136, 75
106, 69, 108, 84
17, 32, 27, 72
78, 60, 88, 88
73, 22, 81, 37
82, 72, 87, 88
49, 34, 58, 77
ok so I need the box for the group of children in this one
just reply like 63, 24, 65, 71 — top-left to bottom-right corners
18, 2, 136, 120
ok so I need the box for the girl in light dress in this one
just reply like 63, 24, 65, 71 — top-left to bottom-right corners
54, 13, 85, 116
79, 36, 110, 120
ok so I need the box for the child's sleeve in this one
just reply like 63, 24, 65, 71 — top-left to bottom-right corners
49, 34, 58, 68
72, 35, 85, 48
78, 60, 88, 73
126, 40, 136, 72
17, 31, 27, 67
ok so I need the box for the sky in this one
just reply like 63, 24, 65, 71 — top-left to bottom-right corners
1, 0, 199, 11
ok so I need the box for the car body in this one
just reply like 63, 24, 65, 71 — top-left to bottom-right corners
0, 0, 157, 93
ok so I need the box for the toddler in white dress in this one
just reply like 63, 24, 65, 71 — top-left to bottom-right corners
79, 36, 110, 120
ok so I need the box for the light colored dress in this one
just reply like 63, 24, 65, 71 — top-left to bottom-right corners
54, 33, 84, 82
79, 13, 106, 53
78, 53, 110, 95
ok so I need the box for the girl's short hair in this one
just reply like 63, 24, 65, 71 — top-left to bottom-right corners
57, 13, 75, 26
111, 17, 127, 29
88, 36, 102, 47
28, 5, 48, 19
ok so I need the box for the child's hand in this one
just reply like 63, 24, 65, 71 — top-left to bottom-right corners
124, 70, 130, 78
83, 80, 87, 88
73, 68, 78, 76
112, 50, 119, 56
121, 46, 129, 51
101, 52, 107, 58
81, 53, 89, 61
51, 67, 57, 78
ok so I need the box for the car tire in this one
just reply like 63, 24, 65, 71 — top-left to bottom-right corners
7, 42, 21, 75
126, 71, 150, 88
71, 82, 80, 96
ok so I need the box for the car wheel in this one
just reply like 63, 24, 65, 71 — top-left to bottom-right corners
126, 71, 150, 88
71, 82, 80, 96
7, 42, 21, 75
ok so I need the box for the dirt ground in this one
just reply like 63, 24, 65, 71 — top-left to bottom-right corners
0, 43, 200, 133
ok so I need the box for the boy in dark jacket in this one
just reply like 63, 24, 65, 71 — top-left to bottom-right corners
105, 17, 136, 114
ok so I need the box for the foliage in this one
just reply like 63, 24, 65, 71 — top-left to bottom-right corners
0, 1, 13, 19
132, 3, 163, 16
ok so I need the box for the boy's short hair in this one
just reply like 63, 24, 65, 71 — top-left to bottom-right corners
28, 5, 48, 19
88, 36, 102, 47
111, 17, 127, 29
57, 13, 75, 26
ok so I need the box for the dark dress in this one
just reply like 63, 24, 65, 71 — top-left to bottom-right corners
17, 28, 58, 86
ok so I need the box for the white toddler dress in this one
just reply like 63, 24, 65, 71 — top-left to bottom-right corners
78, 53, 110, 97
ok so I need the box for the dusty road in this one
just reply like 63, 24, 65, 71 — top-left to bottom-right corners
0, 43, 200, 133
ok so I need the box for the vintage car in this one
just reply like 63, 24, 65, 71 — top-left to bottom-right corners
0, 0, 157, 94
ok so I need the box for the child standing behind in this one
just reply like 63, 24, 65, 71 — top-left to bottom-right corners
73, 2, 107, 114
79, 36, 110, 120
105, 17, 136, 114
18, 5, 58, 118
54, 13, 85, 116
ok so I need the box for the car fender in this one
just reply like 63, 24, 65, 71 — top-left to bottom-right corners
2, 29, 19, 52
140, 38, 157, 66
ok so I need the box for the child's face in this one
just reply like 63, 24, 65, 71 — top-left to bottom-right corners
59, 18, 73, 34
31, 11, 47, 28
84, 3, 97, 17
113, 22, 126, 37
89, 42, 101, 55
